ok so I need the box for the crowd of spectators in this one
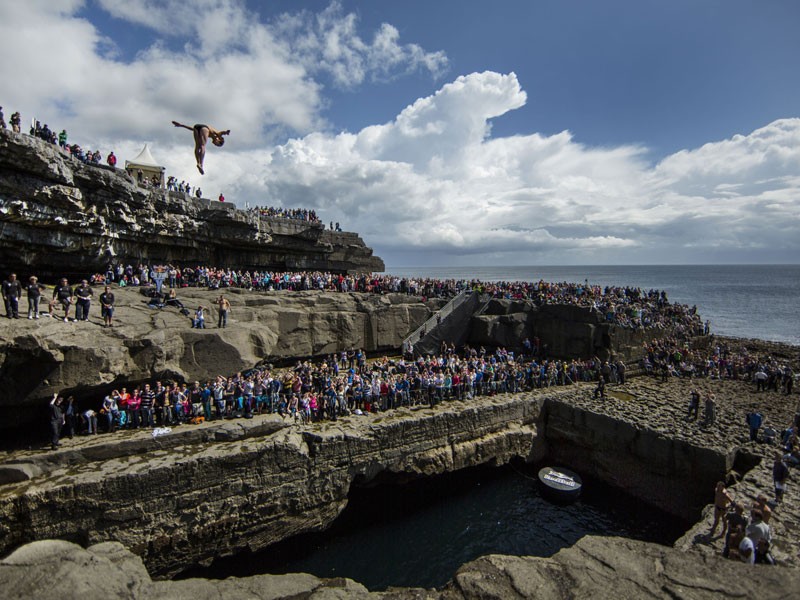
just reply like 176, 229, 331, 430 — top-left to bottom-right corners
165, 175, 199, 196
80, 263, 708, 334
55, 339, 630, 439
247, 206, 321, 223
641, 336, 795, 394
17, 115, 118, 168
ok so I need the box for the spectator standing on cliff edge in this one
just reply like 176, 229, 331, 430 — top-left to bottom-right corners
217, 295, 231, 328
100, 285, 115, 328
2, 273, 22, 318
172, 120, 230, 175
746, 408, 763, 442
710, 481, 733, 537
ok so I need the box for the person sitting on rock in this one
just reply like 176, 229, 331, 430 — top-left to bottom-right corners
192, 305, 207, 328
165, 288, 185, 309
752, 495, 772, 525
746, 508, 774, 565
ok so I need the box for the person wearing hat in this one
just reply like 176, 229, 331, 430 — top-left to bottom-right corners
26, 276, 46, 319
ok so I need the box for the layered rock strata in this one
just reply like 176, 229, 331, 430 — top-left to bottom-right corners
0, 394, 546, 577
4, 372, 798, 575
0, 129, 384, 280
469, 299, 685, 362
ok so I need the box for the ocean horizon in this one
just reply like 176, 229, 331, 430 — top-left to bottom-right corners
382, 264, 800, 346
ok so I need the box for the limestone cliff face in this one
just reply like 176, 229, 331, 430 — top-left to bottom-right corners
0, 129, 384, 280
0, 288, 433, 431
543, 397, 729, 520
0, 395, 546, 578
469, 299, 675, 361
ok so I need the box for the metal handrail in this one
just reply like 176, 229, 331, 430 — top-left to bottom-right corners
403, 290, 470, 350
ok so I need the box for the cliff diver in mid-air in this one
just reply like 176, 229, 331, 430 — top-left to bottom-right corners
171, 120, 230, 175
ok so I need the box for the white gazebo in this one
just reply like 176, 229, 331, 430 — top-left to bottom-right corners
124, 144, 165, 188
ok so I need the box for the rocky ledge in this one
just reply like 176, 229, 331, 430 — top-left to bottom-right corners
0, 287, 434, 431
2, 534, 797, 599
0, 129, 384, 280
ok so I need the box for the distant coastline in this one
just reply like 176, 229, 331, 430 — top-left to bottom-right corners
384, 265, 800, 346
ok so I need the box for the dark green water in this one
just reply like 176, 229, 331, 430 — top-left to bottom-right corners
180, 463, 689, 591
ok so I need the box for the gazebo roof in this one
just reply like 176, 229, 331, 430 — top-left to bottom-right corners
126, 144, 161, 167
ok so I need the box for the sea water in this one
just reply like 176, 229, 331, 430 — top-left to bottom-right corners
183, 464, 687, 591
385, 264, 800, 345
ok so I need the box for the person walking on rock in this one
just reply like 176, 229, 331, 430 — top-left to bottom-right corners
773, 452, 789, 504
593, 375, 606, 399
49, 393, 65, 450
687, 389, 700, 421
703, 393, 716, 427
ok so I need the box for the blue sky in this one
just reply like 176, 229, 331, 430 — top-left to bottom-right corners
1, 1, 799, 267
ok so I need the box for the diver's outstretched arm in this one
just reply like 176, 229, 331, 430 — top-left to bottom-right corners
172, 120, 193, 131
